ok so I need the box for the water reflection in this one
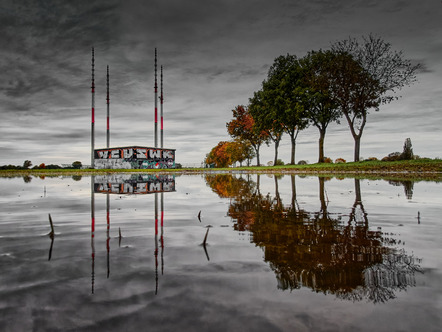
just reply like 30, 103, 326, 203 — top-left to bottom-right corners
388, 180, 414, 200
90, 174, 175, 294
205, 174, 422, 303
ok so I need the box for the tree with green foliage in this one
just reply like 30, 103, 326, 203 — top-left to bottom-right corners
331, 34, 420, 162
23, 160, 32, 169
400, 138, 413, 160
249, 90, 284, 166
259, 54, 309, 164
226, 105, 269, 166
72, 161, 82, 169
300, 50, 342, 163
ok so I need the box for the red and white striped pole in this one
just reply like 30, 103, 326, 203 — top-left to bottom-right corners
91, 176, 95, 293
160, 65, 164, 149
154, 48, 158, 148
106, 65, 110, 148
91, 48, 95, 168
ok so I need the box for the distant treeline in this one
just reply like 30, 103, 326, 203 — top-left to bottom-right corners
0, 160, 83, 170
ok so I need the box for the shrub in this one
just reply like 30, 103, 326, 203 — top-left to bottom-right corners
365, 157, 378, 161
46, 164, 62, 169
72, 161, 82, 169
297, 160, 308, 165
275, 159, 284, 166
335, 158, 346, 164
382, 152, 401, 162
324, 157, 333, 163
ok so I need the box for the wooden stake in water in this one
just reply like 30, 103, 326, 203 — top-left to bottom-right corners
203, 225, 213, 246
48, 213, 55, 239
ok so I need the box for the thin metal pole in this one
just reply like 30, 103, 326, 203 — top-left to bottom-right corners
91, 176, 95, 293
106, 193, 110, 278
154, 48, 158, 148
160, 65, 163, 149
160, 192, 164, 274
106, 65, 110, 148
91, 48, 95, 168
154, 192, 159, 294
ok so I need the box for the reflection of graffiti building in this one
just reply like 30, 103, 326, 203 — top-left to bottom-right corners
94, 174, 175, 194
94, 146, 175, 169
90, 174, 172, 293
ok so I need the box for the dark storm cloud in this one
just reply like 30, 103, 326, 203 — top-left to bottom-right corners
0, 0, 121, 118
0, 0, 441, 165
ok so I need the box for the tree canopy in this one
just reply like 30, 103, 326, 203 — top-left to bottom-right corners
226, 105, 268, 166
206, 34, 420, 167
253, 54, 309, 164
299, 50, 342, 163
331, 34, 420, 161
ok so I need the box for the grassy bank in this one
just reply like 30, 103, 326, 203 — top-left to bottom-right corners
1, 159, 441, 180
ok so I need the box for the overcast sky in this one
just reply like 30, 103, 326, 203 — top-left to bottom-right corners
1, 0, 441, 167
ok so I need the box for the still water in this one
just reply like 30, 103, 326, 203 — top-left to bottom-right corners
0, 173, 440, 332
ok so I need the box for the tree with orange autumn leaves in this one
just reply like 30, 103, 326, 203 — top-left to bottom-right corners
205, 139, 255, 168
226, 105, 269, 166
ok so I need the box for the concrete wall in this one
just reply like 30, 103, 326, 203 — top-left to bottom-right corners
94, 146, 175, 169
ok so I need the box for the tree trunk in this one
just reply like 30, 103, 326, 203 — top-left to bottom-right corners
318, 128, 326, 163
255, 145, 260, 166
273, 139, 280, 166
319, 176, 326, 213
342, 110, 366, 162
290, 134, 296, 165
290, 174, 296, 209
354, 178, 361, 203
354, 136, 361, 162
274, 175, 281, 208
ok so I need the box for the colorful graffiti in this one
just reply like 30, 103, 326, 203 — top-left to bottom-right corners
94, 174, 175, 194
94, 146, 175, 169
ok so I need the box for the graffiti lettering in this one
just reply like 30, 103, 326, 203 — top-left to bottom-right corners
123, 148, 133, 159
137, 148, 147, 159
149, 182, 162, 191
94, 146, 175, 169
111, 149, 120, 159
98, 151, 109, 159
149, 149, 161, 159
163, 150, 174, 159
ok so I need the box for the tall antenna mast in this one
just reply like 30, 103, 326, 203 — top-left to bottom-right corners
160, 65, 163, 149
91, 47, 95, 168
154, 48, 158, 148
106, 65, 110, 148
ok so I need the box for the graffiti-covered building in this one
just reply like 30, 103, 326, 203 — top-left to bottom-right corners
89, 48, 176, 170
94, 146, 175, 169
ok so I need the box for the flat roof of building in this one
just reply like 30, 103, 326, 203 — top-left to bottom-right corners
95, 146, 176, 151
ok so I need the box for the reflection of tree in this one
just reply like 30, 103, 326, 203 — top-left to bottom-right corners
72, 175, 82, 181
205, 174, 422, 303
388, 180, 414, 200
23, 175, 32, 183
